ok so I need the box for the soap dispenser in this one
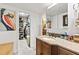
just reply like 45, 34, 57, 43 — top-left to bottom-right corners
64, 32, 67, 39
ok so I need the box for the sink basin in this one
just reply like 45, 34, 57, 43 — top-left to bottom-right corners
41, 37, 56, 45
42, 37, 55, 41
39, 35, 55, 41
42, 37, 52, 40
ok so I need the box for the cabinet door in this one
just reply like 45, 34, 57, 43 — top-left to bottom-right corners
36, 39, 42, 55
59, 47, 76, 55
42, 42, 51, 55
51, 45, 58, 55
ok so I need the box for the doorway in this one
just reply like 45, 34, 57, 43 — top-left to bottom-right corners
19, 12, 31, 47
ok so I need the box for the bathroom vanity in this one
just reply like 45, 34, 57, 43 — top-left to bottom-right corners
36, 39, 58, 55
36, 36, 79, 55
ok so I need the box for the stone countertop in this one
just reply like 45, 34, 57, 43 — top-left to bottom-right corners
37, 35, 79, 54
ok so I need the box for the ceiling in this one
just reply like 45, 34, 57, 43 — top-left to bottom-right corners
47, 3, 68, 16
2, 3, 68, 15
3, 3, 51, 14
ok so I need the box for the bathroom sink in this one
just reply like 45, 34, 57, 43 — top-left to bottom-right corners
42, 37, 55, 41
40, 37, 56, 45
42, 37, 52, 40
39, 35, 56, 41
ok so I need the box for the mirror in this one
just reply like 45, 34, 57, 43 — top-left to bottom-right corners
46, 3, 68, 34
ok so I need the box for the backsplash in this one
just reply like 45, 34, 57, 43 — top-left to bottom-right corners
47, 28, 68, 34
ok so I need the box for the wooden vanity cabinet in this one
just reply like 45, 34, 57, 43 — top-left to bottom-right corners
36, 38, 58, 55
36, 38, 78, 55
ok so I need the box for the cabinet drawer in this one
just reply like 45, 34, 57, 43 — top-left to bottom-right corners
59, 47, 76, 55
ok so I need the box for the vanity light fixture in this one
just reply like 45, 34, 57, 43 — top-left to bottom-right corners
47, 3, 57, 9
